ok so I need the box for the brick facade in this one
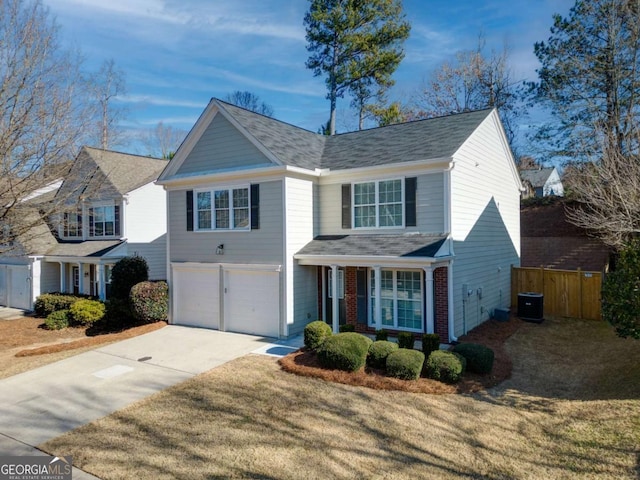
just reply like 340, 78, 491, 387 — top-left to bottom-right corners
434, 266, 449, 340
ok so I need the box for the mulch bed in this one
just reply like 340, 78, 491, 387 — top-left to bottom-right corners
279, 317, 522, 394
14, 321, 167, 357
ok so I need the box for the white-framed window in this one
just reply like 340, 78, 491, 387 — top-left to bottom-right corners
328, 269, 344, 299
72, 266, 80, 292
63, 209, 82, 238
353, 179, 403, 228
195, 186, 250, 231
369, 269, 423, 331
89, 205, 116, 237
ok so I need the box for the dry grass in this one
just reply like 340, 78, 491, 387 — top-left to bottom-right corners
0, 316, 166, 379
41, 316, 640, 480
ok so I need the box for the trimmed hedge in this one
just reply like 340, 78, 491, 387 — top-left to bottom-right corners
367, 340, 399, 369
110, 256, 149, 299
452, 343, 495, 374
304, 321, 332, 350
339, 323, 355, 333
424, 350, 465, 383
375, 329, 388, 341
386, 349, 425, 380
69, 299, 105, 326
317, 332, 372, 372
34, 293, 86, 317
44, 310, 70, 330
130, 281, 168, 323
422, 333, 440, 356
397, 331, 415, 349
103, 298, 136, 329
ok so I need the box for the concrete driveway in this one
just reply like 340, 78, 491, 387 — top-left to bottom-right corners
0, 325, 302, 479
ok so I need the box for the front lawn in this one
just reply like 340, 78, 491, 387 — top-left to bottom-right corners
40, 316, 640, 479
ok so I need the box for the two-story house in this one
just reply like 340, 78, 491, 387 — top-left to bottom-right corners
0, 147, 168, 310
157, 99, 522, 342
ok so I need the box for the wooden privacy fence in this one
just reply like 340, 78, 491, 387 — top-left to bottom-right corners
511, 266, 602, 320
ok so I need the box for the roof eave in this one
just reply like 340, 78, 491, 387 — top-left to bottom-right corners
294, 254, 454, 267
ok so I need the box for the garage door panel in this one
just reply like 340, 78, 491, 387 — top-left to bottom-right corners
173, 267, 219, 329
225, 269, 279, 338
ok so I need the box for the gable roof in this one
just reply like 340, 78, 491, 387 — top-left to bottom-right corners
81, 147, 168, 195
519, 167, 556, 188
160, 99, 495, 180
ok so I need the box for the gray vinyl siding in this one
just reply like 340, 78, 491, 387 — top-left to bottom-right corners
449, 113, 521, 338
318, 172, 445, 235
290, 265, 318, 336
40, 262, 60, 293
176, 113, 273, 176
168, 180, 284, 265
128, 235, 167, 280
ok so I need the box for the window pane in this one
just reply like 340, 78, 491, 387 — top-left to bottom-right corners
233, 188, 248, 208
105, 207, 115, 222
379, 204, 402, 227
105, 222, 114, 236
198, 211, 211, 229
354, 182, 375, 206
216, 209, 229, 229
381, 298, 394, 326
214, 190, 229, 209
94, 207, 104, 223
354, 205, 376, 228
381, 270, 394, 298
379, 180, 402, 203
234, 208, 249, 228
197, 192, 211, 209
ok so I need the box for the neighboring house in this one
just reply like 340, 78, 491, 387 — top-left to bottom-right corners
0, 147, 168, 310
520, 166, 564, 198
521, 198, 611, 271
157, 99, 522, 341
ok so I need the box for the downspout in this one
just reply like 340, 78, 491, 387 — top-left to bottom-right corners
445, 161, 458, 342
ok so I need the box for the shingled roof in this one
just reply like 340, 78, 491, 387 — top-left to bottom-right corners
295, 234, 447, 258
519, 167, 556, 188
216, 100, 492, 171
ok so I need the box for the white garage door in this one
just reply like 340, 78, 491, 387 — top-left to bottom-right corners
0, 265, 31, 310
224, 268, 280, 338
172, 265, 220, 329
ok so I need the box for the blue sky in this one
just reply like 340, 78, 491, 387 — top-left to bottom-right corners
43, 0, 575, 152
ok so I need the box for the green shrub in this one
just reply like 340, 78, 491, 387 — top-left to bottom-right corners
397, 331, 415, 349
102, 298, 136, 330
422, 333, 440, 356
375, 329, 388, 341
424, 350, 465, 383
44, 310, 70, 330
317, 332, 372, 372
110, 256, 149, 300
386, 349, 425, 380
452, 343, 494, 374
339, 323, 355, 333
367, 340, 399, 369
35, 293, 83, 317
130, 281, 168, 323
602, 239, 640, 339
69, 299, 105, 326
304, 321, 332, 350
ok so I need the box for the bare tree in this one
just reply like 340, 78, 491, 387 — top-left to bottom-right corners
0, 0, 93, 249
89, 59, 128, 150
415, 37, 523, 148
140, 121, 187, 159
224, 91, 274, 117
566, 130, 640, 249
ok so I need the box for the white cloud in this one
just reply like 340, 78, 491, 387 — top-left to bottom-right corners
122, 94, 205, 109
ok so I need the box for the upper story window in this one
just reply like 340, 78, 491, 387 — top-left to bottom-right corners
353, 179, 403, 228
63, 210, 82, 238
89, 204, 120, 238
196, 187, 250, 231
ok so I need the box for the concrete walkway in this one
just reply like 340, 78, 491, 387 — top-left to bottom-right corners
0, 326, 303, 479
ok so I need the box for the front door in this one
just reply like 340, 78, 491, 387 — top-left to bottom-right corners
325, 267, 346, 326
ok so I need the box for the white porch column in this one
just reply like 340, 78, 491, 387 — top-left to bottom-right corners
59, 262, 66, 293
330, 265, 339, 333
424, 265, 435, 334
78, 263, 84, 295
98, 264, 106, 300
321, 267, 327, 322
374, 266, 382, 329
